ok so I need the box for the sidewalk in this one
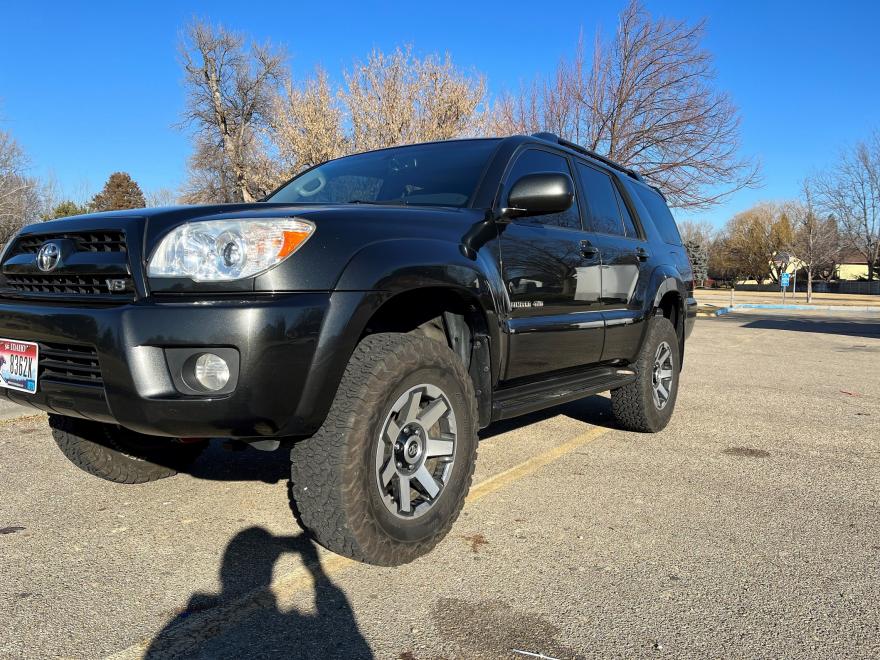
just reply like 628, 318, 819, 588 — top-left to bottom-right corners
696, 288, 880, 309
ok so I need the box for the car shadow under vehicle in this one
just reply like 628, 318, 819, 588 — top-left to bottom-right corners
479, 394, 619, 440
184, 441, 290, 483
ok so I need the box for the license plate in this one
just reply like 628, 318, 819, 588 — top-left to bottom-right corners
0, 339, 39, 394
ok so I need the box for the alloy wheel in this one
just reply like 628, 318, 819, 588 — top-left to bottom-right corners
651, 341, 674, 410
375, 384, 457, 519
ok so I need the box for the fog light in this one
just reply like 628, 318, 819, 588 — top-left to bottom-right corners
194, 353, 230, 391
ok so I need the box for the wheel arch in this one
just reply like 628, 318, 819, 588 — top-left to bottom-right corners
358, 285, 496, 427
651, 273, 687, 366
293, 238, 504, 432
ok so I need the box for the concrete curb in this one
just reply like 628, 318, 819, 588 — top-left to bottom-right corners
698, 303, 880, 317
729, 303, 880, 313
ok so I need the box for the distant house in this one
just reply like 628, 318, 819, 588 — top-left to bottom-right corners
836, 251, 870, 281
737, 250, 870, 285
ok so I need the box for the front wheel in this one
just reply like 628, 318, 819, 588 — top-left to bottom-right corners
289, 333, 478, 566
611, 315, 680, 433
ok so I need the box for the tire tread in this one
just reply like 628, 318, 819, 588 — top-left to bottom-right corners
290, 332, 477, 566
611, 316, 680, 433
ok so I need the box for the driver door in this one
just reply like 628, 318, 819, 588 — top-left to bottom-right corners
500, 148, 605, 381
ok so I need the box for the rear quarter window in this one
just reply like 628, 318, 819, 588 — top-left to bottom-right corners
633, 185, 682, 246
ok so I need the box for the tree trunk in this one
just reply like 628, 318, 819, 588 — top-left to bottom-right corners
234, 165, 254, 203
807, 270, 813, 304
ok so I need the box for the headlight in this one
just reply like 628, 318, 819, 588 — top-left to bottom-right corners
147, 218, 315, 282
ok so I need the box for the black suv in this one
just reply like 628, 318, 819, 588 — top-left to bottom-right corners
0, 133, 695, 565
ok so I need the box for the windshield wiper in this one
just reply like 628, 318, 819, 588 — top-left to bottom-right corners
347, 199, 410, 206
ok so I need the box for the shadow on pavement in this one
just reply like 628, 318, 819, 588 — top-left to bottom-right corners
738, 316, 880, 339
185, 442, 290, 483
479, 394, 618, 440
145, 527, 372, 659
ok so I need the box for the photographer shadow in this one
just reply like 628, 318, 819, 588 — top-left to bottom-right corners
145, 527, 372, 659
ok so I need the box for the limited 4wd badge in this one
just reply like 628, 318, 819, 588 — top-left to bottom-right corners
0, 339, 39, 394
511, 300, 544, 308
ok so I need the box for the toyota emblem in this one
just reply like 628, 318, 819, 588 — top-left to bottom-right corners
36, 241, 62, 272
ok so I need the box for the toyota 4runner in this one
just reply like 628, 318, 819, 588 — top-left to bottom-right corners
0, 133, 696, 565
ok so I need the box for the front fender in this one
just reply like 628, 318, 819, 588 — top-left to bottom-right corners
335, 238, 505, 360
291, 238, 505, 433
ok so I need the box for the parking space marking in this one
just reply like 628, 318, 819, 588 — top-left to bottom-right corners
107, 424, 612, 659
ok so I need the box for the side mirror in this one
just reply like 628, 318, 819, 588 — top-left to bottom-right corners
502, 172, 574, 220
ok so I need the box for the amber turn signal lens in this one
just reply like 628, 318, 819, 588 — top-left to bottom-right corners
277, 229, 313, 259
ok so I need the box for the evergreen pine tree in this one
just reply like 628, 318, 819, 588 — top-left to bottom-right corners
44, 200, 89, 219
90, 172, 146, 211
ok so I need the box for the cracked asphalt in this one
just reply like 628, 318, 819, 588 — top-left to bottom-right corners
1, 309, 878, 659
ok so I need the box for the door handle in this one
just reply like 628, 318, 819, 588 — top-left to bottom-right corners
636, 247, 650, 261
580, 240, 599, 258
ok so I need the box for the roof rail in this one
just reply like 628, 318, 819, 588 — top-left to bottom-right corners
530, 132, 643, 182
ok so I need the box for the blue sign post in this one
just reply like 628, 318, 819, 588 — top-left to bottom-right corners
780, 272, 791, 303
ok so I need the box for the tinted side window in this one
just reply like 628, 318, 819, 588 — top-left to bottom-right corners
576, 163, 625, 236
613, 184, 640, 238
634, 185, 682, 245
506, 150, 581, 230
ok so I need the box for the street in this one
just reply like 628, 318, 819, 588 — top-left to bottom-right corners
1, 309, 878, 659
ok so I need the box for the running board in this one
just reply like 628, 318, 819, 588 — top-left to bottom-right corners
491, 367, 636, 422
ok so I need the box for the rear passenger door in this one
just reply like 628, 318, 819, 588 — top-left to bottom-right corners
499, 148, 604, 380
574, 161, 652, 362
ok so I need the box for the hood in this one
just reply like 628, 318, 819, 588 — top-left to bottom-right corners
15, 203, 490, 294
26, 202, 486, 247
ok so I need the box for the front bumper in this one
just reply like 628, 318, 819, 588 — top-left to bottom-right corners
0, 293, 344, 438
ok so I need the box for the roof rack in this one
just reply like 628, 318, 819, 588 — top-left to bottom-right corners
530, 132, 643, 182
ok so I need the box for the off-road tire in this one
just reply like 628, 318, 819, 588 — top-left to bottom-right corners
49, 415, 207, 484
611, 315, 680, 433
290, 332, 478, 566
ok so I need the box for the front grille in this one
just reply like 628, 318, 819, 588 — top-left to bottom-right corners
13, 231, 127, 255
1, 229, 134, 302
39, 342, 103, 387
4, 273, 133, 297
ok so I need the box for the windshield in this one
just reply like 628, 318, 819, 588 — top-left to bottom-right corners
266, 139, 500, 207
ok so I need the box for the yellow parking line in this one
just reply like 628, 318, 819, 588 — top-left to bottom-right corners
107, 423, 612, 659
467, 425, 610, 503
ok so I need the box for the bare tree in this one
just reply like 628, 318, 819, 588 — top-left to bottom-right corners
180, 133, 278, 204
0, 130, 44, 243
785, 181, 840, 302
678, 219, 715, 247
491, 1, 759, 210
816, 133, 880, 281
270, 68, 347, 175
145, 187, 180, 208
342, 46, 487, 152
179, 20, 286, 203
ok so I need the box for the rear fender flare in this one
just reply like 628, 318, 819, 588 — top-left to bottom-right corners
648, 268, 686, 358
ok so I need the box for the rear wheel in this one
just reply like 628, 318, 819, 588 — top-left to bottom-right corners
289, 332, 478, 566
49, 415, 207, 484
611, 315, 680, 433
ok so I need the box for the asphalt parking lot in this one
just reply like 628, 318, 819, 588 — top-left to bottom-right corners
1, 309, 878, 659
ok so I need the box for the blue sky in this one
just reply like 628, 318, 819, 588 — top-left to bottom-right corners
1, 1, 878, 226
